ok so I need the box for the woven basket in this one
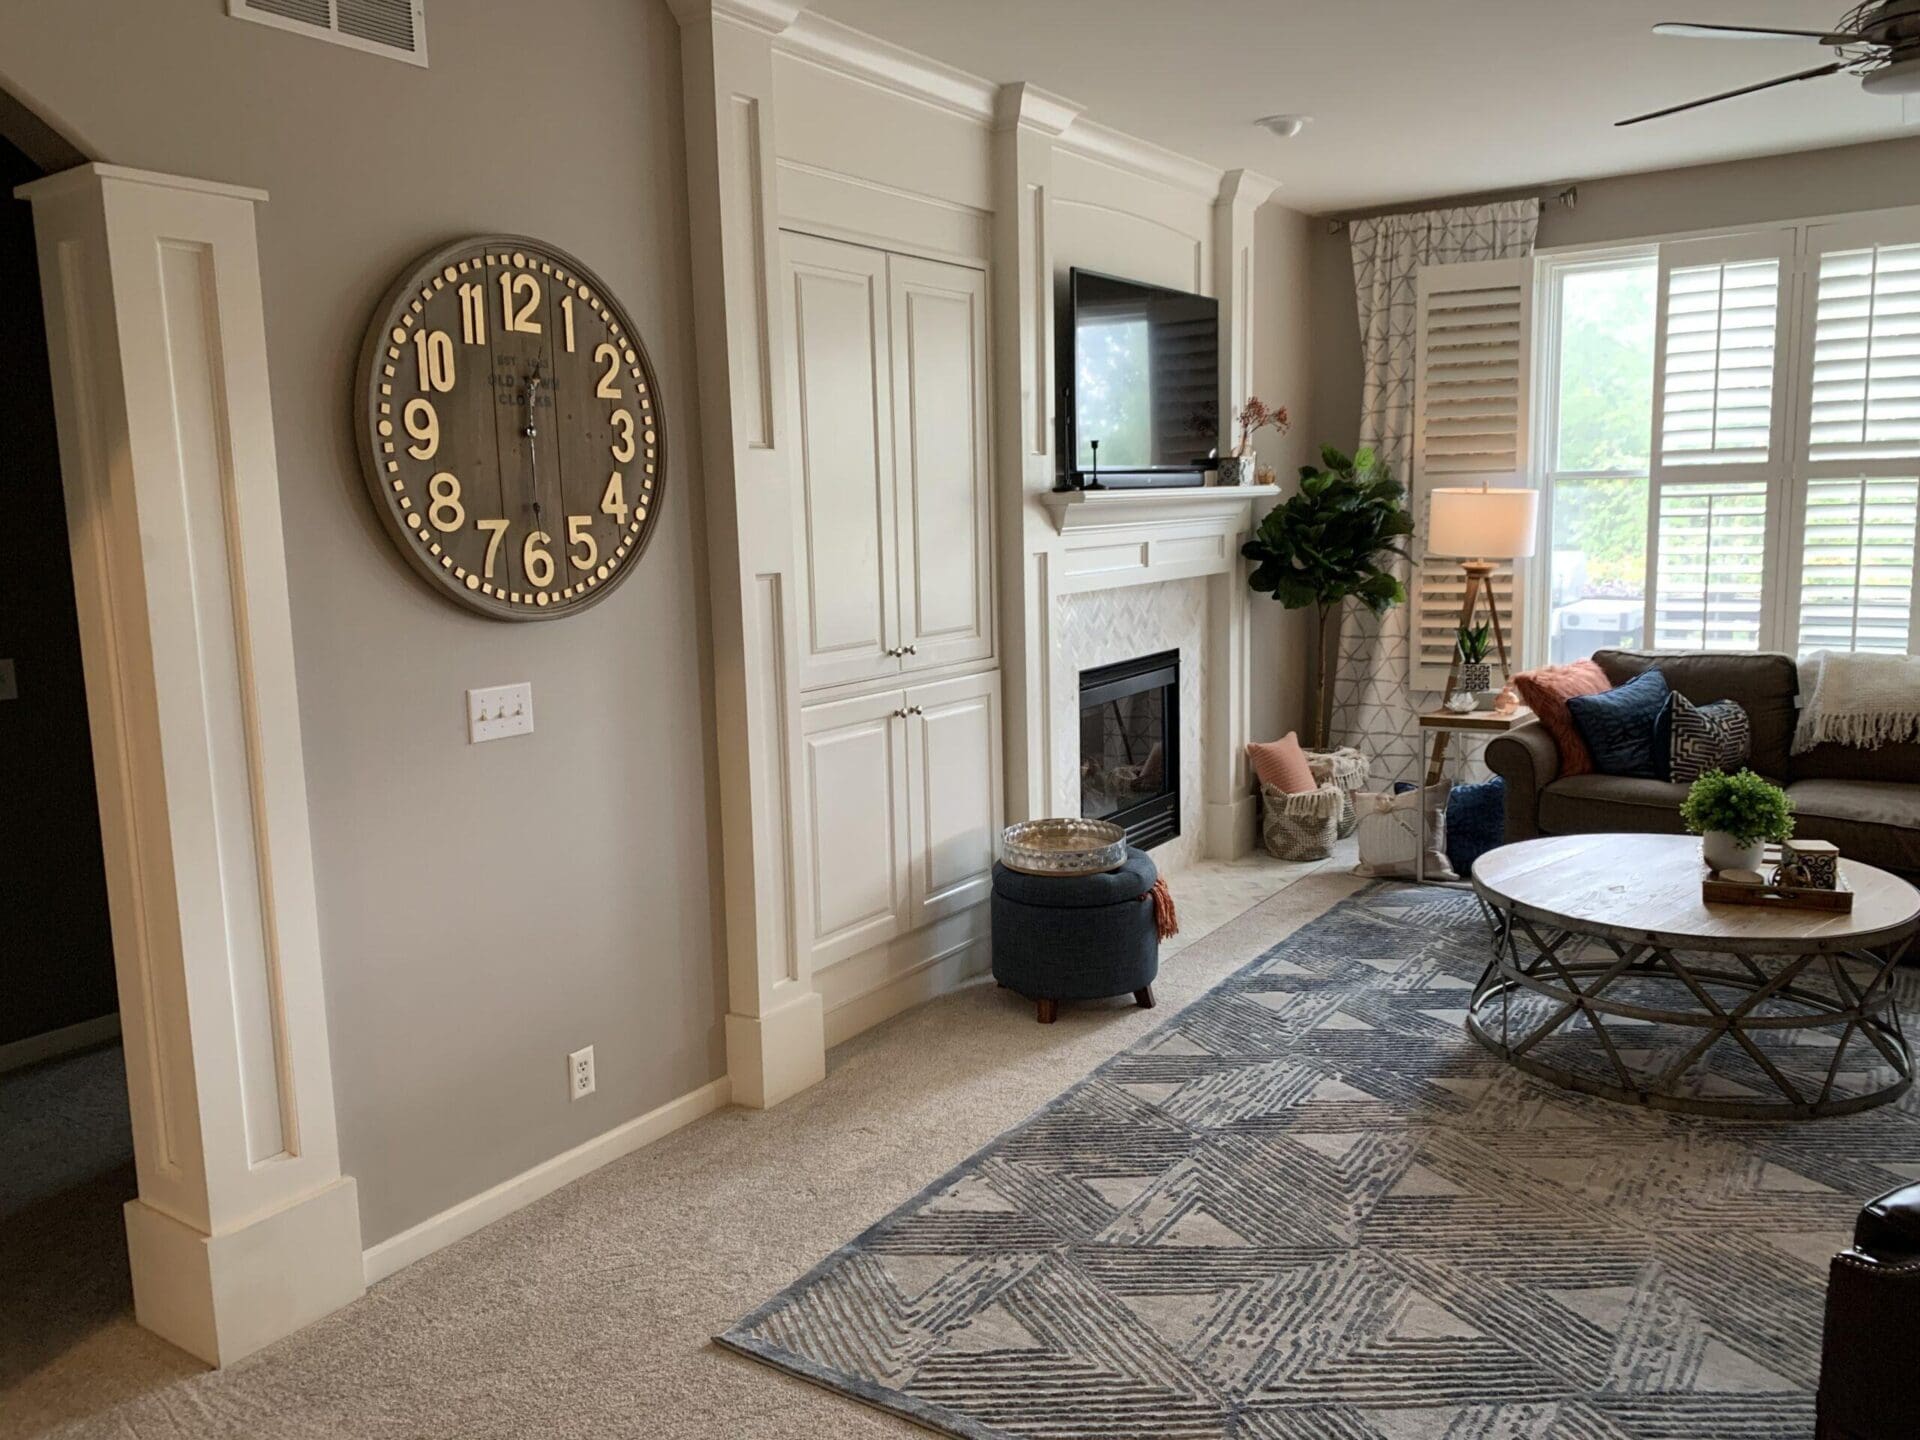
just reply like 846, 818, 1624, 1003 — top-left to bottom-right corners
1259, 783, 1343, 861
1304, 747, 1370, 839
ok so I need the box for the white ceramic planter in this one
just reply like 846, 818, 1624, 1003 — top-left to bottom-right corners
1701, 830, 1765, 874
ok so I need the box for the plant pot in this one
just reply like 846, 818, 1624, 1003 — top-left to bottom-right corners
1216, 455, 1253, 487
1701, 830, 1764, 874
1457, 661, 1492, 695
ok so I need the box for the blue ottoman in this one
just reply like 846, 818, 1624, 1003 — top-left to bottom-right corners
991, 851, 1161, 1024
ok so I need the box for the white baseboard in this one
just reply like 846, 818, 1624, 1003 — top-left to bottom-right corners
361, 1075, 731, 1285
823, 936, 990, 1049
0, 1012, 121, 1073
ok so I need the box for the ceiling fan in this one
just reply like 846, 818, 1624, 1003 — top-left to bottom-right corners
1618, 1, 1920, 125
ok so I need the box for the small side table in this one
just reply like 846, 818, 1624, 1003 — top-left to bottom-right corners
1412, 706, 1533, 884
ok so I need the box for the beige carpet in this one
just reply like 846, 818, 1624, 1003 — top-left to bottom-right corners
5, 860, 1362, 1440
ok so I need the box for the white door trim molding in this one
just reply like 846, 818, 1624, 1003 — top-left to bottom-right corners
18, 162, 364, 1366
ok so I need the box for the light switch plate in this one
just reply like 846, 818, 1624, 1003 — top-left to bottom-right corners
0, 659, 15, 702
466, 682, 533, 743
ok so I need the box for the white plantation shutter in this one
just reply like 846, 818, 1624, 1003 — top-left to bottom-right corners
1647, 231, 1792, 652
1788, 219, 1920, 653
1409, 258, 1531, 692
1794, 476, 1919, 653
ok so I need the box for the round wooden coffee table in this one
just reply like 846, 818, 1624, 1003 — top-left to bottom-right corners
1469, 833, 1920, 1118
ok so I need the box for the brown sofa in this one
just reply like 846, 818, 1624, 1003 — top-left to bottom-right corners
1485, 649, 1920, 880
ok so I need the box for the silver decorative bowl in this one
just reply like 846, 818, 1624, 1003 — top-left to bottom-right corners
1001, 818, 1128, 877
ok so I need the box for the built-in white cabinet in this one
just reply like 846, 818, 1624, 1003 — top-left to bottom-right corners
800, 670, 1002, 968
783, 232, 992, 692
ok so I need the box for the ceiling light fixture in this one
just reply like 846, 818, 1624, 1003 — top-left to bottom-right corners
1256, 114, 1311, 139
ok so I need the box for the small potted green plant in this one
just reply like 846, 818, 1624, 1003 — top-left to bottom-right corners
1680, 768, 1795, 873
1454, 622, 1493, 698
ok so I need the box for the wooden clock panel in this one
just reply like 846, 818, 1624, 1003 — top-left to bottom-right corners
355, 236, 664, 620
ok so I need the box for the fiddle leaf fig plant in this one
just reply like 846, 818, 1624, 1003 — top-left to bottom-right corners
1242, 445, 1415, 748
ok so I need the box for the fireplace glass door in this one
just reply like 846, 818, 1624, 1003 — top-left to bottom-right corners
1078, 650, 1179, 850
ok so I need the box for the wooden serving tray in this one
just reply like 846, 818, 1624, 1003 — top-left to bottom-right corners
1702, 850, 1853, 914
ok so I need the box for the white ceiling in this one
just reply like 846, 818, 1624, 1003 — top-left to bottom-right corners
809, 0, 1918, 212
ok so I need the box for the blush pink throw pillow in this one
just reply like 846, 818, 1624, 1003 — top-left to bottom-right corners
1512, 659, 1612, 777
1247, 731, 1316, 793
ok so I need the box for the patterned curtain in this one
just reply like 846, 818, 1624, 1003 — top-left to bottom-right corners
1331, 201, 1541, 783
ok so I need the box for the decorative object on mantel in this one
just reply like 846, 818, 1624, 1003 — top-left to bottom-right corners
1242, 445, 1413, 746
1422, 480, 1538, 783
1254, 463, 1278, 487
1681, 768, 1795, 875
1217, 397, 1290, 487
1792, 648, 1920, 754
1453, 621, 1493, 700
999, 817, 1127, 877
1259, 783, 1343, 861
1305, 745, 1370, 839
989, 851, 1167, 1024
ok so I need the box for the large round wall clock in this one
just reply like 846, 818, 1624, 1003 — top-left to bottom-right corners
354, 235, 665, 620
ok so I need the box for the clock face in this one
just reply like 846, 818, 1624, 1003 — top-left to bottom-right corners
355, 236, 664, 620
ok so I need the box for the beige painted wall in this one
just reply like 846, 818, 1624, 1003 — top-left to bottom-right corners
0, 0, 724, 1247
1311, 134, 1920, 452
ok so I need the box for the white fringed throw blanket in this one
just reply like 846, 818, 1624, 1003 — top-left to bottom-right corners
1794, 649, 1920, 753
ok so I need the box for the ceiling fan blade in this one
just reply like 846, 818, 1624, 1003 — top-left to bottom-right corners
1653, 22, 1859, 42
1616, 62, 1846, 126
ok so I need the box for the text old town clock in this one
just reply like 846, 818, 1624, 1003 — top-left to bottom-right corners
355, 236, 665, 620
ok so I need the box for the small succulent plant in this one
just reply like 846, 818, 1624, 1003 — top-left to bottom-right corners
1455, 623, 1492, 664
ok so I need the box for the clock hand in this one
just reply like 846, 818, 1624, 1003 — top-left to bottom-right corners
523, 365, 544, 525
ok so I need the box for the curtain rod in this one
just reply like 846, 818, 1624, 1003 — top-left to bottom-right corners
1325, 184, 1578, 234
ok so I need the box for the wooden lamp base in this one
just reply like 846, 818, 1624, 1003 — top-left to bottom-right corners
1425, 559, 1512, 786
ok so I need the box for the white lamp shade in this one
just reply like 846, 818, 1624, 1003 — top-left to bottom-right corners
1427, 486, 1539, 560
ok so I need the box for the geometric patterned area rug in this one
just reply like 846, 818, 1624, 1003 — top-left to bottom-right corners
720, 885, 1920, 1439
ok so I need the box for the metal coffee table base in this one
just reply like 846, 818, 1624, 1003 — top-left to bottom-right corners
1468, 906, 1914, 1119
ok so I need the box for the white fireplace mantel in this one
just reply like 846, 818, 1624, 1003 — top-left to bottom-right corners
1040, 485, 1260, 536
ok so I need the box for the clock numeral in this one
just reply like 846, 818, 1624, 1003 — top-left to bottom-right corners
458, 283, 488, 346
427, 472, 466, 533
595, 343, 623, 400
414, 329, 456, 393
500, 272, 543, 333
600, 471, 629, 526
404, 398, 440, 460
476, 517, 510, 578
522, 530, 556, 588
610, 408, 636, 463
560, 295, 577, 354
567, 514, 599, 572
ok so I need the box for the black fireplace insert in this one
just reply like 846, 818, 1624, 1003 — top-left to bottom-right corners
1078, 650, 1179, 850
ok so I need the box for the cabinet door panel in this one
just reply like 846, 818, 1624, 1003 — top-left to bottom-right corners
906, 671, 1002, 928
784, 233, 900, 690
802, 690, 909, 966
889, 256, 992, 673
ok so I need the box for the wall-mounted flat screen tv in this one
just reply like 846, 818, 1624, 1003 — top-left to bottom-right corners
1061, 269, 1219, 488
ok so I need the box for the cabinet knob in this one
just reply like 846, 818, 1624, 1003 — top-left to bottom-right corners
893, 707, 909, 719
908, 705, 924, 715
904, 644, 918, 655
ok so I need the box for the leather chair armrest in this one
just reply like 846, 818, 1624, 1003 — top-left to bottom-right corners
1485, 721, 1560, 843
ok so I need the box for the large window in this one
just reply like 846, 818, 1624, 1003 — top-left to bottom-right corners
1529, 210, 1920, 662
1540, 256, 1656, 663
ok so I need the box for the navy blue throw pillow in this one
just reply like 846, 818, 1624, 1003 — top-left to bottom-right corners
1446, 776, 1505, 877
1566, 669, 1670, 779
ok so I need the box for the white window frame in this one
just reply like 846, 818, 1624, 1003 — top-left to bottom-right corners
1526, 245, 1657, 669
1524, 202, 1920, 662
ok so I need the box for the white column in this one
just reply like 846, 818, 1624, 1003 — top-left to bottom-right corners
990, 82, 1081, 824
668, 0, 825, 1108
1205, 169, 1281, 859
18, 164, 363, 1365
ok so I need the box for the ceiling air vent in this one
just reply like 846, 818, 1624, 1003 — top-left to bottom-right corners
230, 0, 427, 67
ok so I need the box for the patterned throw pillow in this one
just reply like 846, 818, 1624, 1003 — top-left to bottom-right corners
1245, 731, 1315, 793
1565, 669, 1671, 779
1512, 659, 1612, 777
1663, 693, 1751, 785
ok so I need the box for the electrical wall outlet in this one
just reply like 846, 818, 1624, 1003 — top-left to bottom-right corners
568, 1045, 595, 1101
467, 682, 533, 743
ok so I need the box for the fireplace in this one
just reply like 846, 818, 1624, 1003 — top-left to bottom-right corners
1078, 650, 1180, 850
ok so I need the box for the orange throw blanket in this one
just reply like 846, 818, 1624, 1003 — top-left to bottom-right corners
1149, 877, 1179, 940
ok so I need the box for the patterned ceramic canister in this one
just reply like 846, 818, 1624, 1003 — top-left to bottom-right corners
1458, 661, 1492, 695
1783, 838, 1840, 890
